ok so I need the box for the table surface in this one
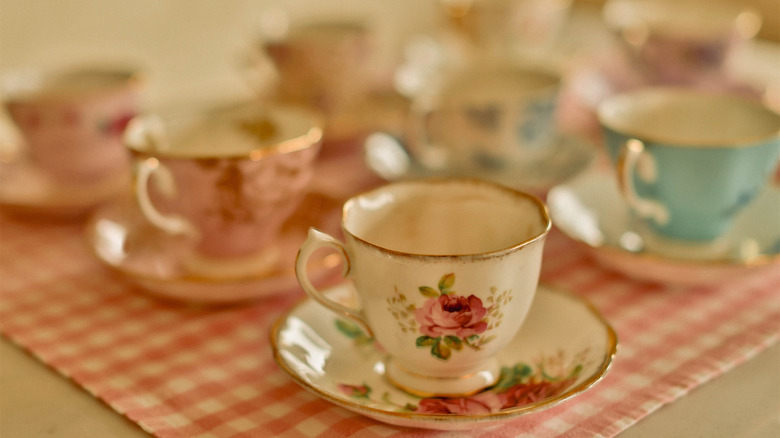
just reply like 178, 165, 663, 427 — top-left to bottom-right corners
1, 311, 778, 438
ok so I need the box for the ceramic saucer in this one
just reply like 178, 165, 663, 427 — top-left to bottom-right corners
85, 191, 344, 305
0, 157, 130, 219
271, 282, 617, 430
364, 132, 596, 195
547, 169, 780, 286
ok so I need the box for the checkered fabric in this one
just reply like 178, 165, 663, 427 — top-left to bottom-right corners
1, 211, 778, 438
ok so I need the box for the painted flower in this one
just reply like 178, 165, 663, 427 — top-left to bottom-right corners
497, 379, 574, 409
415, 392, 500, 415
415, 293, 488, 339
337, 383, 370, 399
102, 112, 136, 136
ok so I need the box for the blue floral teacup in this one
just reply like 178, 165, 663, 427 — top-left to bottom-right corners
407, 62, 561, 176
295, 179, 551, 397
598, 87, 780, 245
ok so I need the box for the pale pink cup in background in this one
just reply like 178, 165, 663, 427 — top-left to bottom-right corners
602, 0, 762, 85
124, 101, 323, 279
262, 20, 377, 117
3, 65, 144, 183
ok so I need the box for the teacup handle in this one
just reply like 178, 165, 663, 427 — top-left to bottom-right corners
295, 228, 373, 337
135, 157, 199, 238
617, 139, 669, 225
407, 96, 449, 171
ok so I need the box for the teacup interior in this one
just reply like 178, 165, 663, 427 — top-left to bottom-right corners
598, 89, 780, 145
4, 67, 137, 101
344, 180, 549, 255
124, 103, 321, 158
443, 65, 560, 103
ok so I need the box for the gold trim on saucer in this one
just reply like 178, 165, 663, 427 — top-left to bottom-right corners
269, 284, 618, 427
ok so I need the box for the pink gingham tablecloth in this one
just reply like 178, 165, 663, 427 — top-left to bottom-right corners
1, 212, 778, 438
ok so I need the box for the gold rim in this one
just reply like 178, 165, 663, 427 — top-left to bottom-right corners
125, 103, 323, 160
598, 87, 780, 148
341, 178, 553, 259
269, 284, 618, 424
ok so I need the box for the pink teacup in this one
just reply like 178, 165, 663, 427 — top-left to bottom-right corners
603, 0, 762, 84
262, 20, 378, 117
123, 101, 323, 279
3, 65, 145, 182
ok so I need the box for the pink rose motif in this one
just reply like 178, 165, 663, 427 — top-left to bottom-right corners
415, 392, 501, 415
415, 294, 488, 339
337, 383, 370, 398
498, 378, 574, 409
102, 112, 136, 137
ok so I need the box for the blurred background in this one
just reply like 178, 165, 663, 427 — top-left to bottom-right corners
2, 0, 776, 107
1, 0, 439, 106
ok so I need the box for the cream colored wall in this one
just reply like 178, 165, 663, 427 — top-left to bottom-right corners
0, 0, 438, 106
2, 0, 776, 107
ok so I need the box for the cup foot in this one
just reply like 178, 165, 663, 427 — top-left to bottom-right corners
181, 247, 280, 279
383, 357, 501, 398
639, 226, 730, 261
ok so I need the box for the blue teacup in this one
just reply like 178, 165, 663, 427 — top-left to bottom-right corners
598, 87, 780, 242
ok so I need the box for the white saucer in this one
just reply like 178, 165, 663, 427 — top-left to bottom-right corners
271, 282, 617, 430
85, 191, 344, 305
364, 133, 596, 195
547, 169, 780, 286
0, 157, 130, 219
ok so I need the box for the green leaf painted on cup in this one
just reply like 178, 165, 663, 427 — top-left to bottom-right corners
443, 335, 463, 351
438, 273, 455, 294
416, 336, 438, 347
419, 286, 439, 298
431, 339, 451, 360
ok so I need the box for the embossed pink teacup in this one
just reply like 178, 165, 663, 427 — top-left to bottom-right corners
262, 20, 377, 116
124, 101, 322, 279
3, 65, 144, 182
296, 179, 551, 397
603, 0, 762, 84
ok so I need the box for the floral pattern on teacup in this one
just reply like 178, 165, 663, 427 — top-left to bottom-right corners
336, 349, 588, 415
383, 273, 511, 361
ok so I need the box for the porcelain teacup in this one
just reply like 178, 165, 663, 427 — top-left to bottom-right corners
602, 0, 762, 85
408, 61, 562, 177
3, 65, 144, 183
597, 87, 780, 249
123, 101, 322, 279
440, 0, 573, 56
295, 178, 551, 397
260, 20, 378, 117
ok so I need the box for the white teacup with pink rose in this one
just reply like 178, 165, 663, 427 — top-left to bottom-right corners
295, 178, 551, 397
124, 101, 322, 279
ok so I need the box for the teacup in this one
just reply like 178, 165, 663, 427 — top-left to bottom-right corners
602, 0, 762, 85
261, 20, 378, 117
3, 65, 145, 182
295, 178, 551, 397
408, 61, 561, 176
124, 101, 322, 279
598, 87, 780, 246
440, 0, 573, 56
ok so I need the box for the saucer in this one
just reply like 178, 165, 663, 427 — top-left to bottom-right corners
547, 169, 780, 286
364, 133, 596, 195
0, 157, 130, 219
85, 191, 344, 305
271, 282, 617, 430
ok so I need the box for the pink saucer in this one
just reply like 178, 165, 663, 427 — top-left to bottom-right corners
85, 191, 344, 305
0, 157, 130, 220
